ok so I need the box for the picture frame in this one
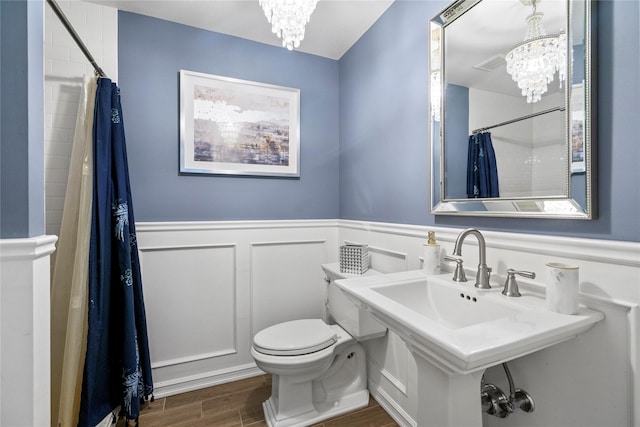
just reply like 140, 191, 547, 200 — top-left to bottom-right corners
570, 82, 585, 174
179, 70, 300, 177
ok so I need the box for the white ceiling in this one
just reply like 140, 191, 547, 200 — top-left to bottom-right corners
85, 0, 395, 60
82, 0, 573, 98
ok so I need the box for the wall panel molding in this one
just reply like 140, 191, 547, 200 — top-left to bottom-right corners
138, 242, 239, 375
250, 238, 329, 337
251, 239, 328, 247
135, 221, 338, 399
136, 219, 338, 233
133, 219, 638, 425
140, 243, 237, 251
153, 364, 264, 398
338, 219, 640, 427
151, 349, 239, 370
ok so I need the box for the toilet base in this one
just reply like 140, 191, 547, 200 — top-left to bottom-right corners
262, 388, 369, 427
254, 332, 371, 427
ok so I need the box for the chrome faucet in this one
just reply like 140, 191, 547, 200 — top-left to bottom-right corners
452, 228, 492, 289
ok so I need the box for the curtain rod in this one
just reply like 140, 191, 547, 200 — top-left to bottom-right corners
472, 106, 566, 135
46, 0, 106, 78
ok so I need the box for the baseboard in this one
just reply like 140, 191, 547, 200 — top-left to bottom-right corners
153, 363, 264, 398
368, 383, 416, 427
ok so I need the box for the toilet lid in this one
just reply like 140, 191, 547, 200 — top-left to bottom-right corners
253, 319, 337, 356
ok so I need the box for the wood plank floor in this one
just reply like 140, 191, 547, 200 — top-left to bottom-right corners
138, 374, 399, 426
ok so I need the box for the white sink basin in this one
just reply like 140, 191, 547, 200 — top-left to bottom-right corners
336, 270, 604, 374
373, 278, 520, 330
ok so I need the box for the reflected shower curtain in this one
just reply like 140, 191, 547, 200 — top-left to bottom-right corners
467, 132, 500, 198
77, 78, 154, 426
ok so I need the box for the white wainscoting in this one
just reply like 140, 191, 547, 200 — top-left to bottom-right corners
251, 240, 328, 336
338, 220, 640, 427
141, 243, 238, 369
135, 220, 338, 397
0, 235, 57, 427
136, 219, 639, 427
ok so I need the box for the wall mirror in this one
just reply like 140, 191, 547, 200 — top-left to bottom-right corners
430, 0, 594, 219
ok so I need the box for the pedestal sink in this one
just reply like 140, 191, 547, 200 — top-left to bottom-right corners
335, 270, 604, 426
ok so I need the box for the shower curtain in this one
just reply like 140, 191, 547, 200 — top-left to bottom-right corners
51, 76, 97, 427
51, 77, 153, 427
467, 132, 500, 198
78, 78, 154, 426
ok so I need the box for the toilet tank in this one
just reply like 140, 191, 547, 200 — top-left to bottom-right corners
321, 263, 387, 341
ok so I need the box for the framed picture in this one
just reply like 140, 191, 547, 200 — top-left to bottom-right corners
570, 82, 585, 174
180, 70, 300, 177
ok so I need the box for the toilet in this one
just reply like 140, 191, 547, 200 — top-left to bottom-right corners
251, 264, 387, 427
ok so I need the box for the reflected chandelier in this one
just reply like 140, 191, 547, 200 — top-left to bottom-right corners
260, 0, 318, 51
505, 0, 566, 103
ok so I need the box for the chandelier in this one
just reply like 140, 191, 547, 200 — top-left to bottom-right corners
430, 24, 441, 122
430, 70, 441, 122
505, 0, 566, 103
259, 0, 318, 51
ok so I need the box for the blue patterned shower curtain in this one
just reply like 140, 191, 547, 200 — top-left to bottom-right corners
467, 132, 500, 198
79, 78, 153, 426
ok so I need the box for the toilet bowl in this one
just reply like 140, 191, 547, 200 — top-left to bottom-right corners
251, 264, 387, 427
251, 319, 369, 427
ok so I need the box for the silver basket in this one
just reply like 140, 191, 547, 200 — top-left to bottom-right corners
339, 244, 370, 274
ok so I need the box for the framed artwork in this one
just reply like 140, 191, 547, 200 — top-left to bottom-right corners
179, 70, 300, 177
571, 82, 585, 174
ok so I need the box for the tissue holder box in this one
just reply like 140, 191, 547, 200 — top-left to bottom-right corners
339, 244, 370, 274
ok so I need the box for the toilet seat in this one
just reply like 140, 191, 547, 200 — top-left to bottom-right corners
253, 319, 337, 356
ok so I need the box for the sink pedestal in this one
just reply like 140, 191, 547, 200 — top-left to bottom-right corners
408, 344, 485, 426
334, 270, 605, 426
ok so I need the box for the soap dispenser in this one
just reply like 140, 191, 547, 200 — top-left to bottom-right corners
422, 231, 441, 275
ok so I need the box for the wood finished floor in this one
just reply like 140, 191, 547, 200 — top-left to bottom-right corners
137, 374, 399, 427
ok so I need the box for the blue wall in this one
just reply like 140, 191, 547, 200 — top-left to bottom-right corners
339, 1, 432, 225
3, 1, 634, 241
339, 0, 640, 242
0, 0, 45, 238
443, 84, 469, 200
118, 12, 340, 221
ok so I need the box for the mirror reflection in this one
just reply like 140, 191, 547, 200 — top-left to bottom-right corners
430, 0, 593, 219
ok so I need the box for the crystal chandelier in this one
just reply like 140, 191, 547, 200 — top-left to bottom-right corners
505, 0, 566, 103
430, 70, 441, 122
259, 0, 318, 51
430, 24, 441, 122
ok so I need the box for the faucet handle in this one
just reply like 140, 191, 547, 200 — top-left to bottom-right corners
502, 269, 536, 297
444, 255, 467, 282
